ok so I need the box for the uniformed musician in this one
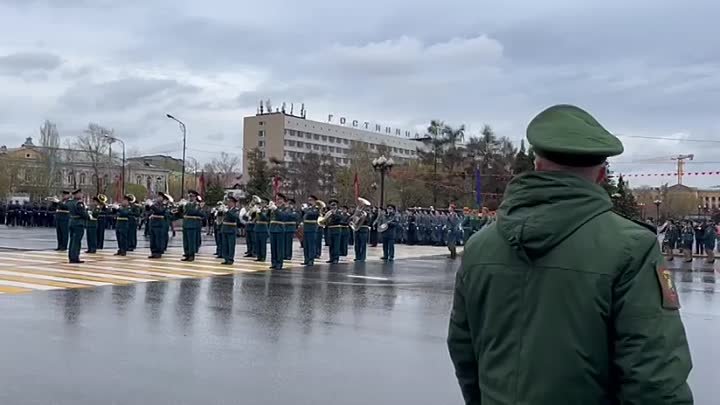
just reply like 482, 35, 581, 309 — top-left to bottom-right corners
85, 196, 100, 254
269, 194, 287, 270
380, 204, 399, 262
284, 198, 298, 261
254, 198, 270, 262
302, 195, 321, 266
54, 191, 71, 251
115, 195, 131, 256
220, 196, 240, 265
339, 205, 351, 259
179, 190, 204, 262
127, 195, 139, 252
354, 200, 371, 262
67, 189, 89, 264
148, 192, 170, 259
325, 199, 342, 264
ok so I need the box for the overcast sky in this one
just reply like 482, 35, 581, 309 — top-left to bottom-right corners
1, 0, 720, 187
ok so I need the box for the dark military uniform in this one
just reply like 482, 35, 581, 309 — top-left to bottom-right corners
254, 207, 270, 262
269, 203, 286, 270
128, 203, 140, 251
221, 203, 240, 265
148, 200, 168, 258
55, 195, 71, 251
448, 104, 692, 404
68, 193, 89, 263
283, 205, 298, 260
96, 204, 108, 250
380, 208, 398, 261
181, 193, 203, 261
244, 209, 255, 258
302, 203, 320, 265
115, 204, 130, 256
325, 204, 342, 264
85, 204, 99, 253
353, 209, 370, 262
339, 209, 351, 257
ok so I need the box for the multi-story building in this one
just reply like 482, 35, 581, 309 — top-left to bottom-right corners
0, 137, 170, 201
243, 111, 423, 175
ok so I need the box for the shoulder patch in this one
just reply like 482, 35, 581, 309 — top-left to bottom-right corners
656, 266, 680, 310
614, 211, 657, 234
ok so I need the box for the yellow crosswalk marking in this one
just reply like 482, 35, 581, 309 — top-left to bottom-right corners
51, 265, 160, 282
13, 268, 133, 285
73, 263, 187, 279
0, 285, 32, 294
0, 274, 88, 289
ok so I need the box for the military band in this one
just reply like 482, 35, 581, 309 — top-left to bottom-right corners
36, 189, 491, 268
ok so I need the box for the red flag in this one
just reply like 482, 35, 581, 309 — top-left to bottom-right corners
114, 176, 122, 202
353, 172, 360, 200
272, 176, 281, 197
198, 171, 206, 198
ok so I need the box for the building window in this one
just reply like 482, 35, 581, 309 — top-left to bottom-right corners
328, 136, 335, 143
313, 134, 320, 140
335, 157, 341, 163
258, 140, 265, 147
297, 141, 304, 147
343, 139, 349, 145
24, 171, 31, 182
305, 133, 311, 139
313, 145, 320, 150
283, 140, 288, 146
321, 145, 327, 152
259, 121, 265, 126
258, 130, 265, 137
321, 135, 327, 141
67, 173, 73, 184
289, 140, 296, 147
329, 146, 335, 153
306, 144, 312, 150
137, 175, 142, 184
260, 152, 266, 158
80, 173, 86, 185
342, 158, 348, 164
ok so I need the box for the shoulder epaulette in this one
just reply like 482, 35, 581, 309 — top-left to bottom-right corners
613, 211, 656, 234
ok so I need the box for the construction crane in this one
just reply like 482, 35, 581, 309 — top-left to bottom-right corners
622, 154, 694, 184
671, 154, 694, 185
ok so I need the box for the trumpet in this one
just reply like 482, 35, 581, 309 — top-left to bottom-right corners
45, 196, 60, 203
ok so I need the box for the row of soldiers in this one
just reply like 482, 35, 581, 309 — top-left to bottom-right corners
661, 219, 718, 263
1, 201, 63, 227
210, 194, 401, 269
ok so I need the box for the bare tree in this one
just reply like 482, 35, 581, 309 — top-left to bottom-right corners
210, 152, 241, 187
73, 123, 113, 195
38, 120, 60, 195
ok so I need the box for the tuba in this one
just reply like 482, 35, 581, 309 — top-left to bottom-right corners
349, 197, 371, 232
317, 208, 334, 227
96, 194, 108, 205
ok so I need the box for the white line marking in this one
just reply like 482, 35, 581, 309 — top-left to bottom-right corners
31, 267, 155, 283
346, 275, 390, 281
75, 264, 187, 279
0, 270, 109, 286
0, 256, 55, 264
0, 279, 60, 290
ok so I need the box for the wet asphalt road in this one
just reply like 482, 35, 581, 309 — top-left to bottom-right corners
0, 230, 719, 404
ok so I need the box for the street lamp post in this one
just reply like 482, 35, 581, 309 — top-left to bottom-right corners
638, 202, 645, 219
698, 205, 702, 217
372, 155, 395, 207
166, 114, 187, 198
103, 134, 126, 196
654, 199, 662, 223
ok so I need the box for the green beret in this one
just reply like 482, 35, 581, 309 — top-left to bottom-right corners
527, 104, 624, 163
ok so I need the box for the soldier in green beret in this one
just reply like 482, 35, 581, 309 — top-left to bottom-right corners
448, 105, 692, 404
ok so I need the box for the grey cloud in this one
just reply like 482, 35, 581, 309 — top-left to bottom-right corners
58, 77, 200, 112
0, 52, 62, 75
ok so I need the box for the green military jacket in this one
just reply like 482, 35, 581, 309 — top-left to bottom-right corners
182, 202, 203, 230
448, 172, 692, 405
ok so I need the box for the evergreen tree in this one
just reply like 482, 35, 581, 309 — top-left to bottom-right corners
245, 147, 272, 199
204, 183, 226, 206
611, 175, 640, 219
512, 140, 535, 174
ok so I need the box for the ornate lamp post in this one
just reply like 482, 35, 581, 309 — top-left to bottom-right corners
653, 199, 662, 223
371, 155, 394, 207
638, 202, 645, 219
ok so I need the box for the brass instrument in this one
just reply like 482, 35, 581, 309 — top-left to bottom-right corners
96, 194, 108, 205
45, 196, 60, 203
268, 200, 277, 211
317, 208, 335, 227
316, 200, 327, 209
349, 197, 371, 232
